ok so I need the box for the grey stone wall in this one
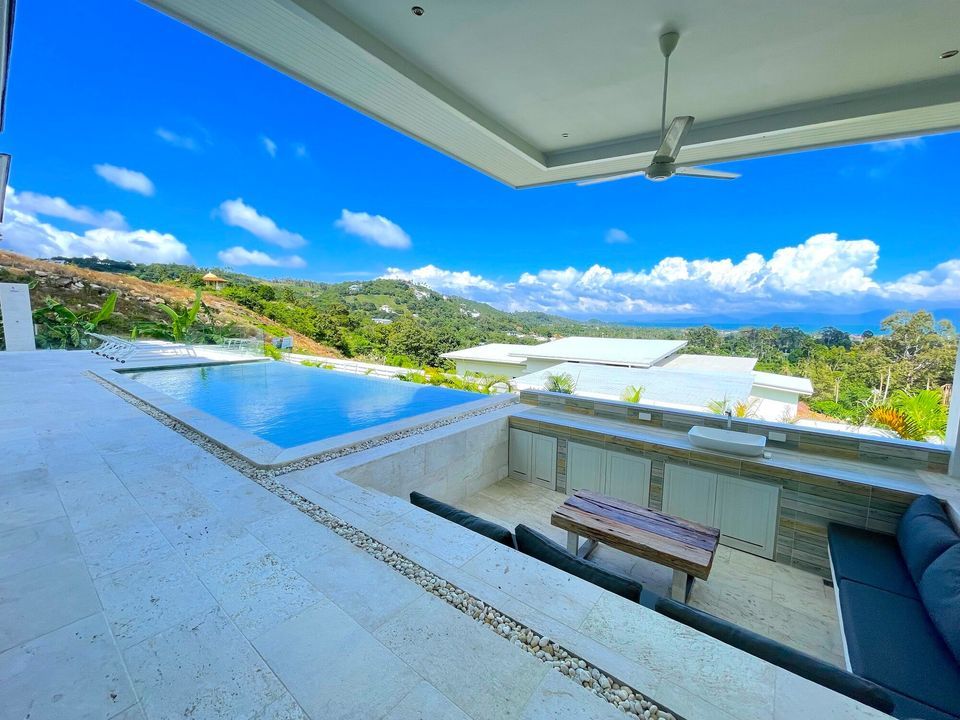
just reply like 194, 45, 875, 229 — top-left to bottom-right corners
519, 390, 950, 474
341, 413, 509, 505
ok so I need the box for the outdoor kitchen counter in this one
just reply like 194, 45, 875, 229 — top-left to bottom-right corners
513, 406, 958, 507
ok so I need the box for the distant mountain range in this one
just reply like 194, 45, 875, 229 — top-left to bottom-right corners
31, 254, 960, 336
600, 308, 960, 334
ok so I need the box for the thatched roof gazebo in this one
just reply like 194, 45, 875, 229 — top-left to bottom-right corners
201, 272, 227, 290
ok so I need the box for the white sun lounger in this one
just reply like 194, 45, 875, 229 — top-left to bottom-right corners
86, 333, 197, 363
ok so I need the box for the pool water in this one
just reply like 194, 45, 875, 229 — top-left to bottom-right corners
126, 362, 483, 448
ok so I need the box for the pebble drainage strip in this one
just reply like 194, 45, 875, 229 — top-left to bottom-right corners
90, 372, 682, 720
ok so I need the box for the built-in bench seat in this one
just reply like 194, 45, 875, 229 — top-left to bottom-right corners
828, 495, 960, 720
409, 491, 517, 548
408, 491, 895, 714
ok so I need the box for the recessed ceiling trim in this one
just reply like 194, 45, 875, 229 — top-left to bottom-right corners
142, 0, 960, 189
547, 74, 960, 170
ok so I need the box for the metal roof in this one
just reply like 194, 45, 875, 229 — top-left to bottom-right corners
440, 343, 531, 365
659, 353, 757, 372
513, 337, 687, 368
752, 371, 814, 395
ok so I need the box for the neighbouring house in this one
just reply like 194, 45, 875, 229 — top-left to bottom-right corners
441, 343, 532, 378
201, 272, 228, 290
442, 337, 813, 421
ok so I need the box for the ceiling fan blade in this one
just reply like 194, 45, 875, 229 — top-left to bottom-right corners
673, 166, 740, 180
577, 170, 647, 186
653, 115, 693, 163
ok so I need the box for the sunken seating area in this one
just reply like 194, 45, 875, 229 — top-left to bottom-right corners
638, 589, 895, 714
828, 495, 960, 720
409, 491, 898, 715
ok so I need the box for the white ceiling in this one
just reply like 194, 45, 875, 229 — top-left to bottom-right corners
144, 0, 960, 187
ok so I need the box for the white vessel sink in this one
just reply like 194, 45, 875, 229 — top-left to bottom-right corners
688, 426, 766, 457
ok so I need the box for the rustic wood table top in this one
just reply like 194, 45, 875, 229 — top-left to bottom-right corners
551, 490, 721, 580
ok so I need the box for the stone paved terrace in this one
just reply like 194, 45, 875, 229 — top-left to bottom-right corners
1, 350, 889, 720
460, 478, 844, 667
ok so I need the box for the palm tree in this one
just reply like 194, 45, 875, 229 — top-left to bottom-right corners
620, 385, 645, 403
869, 389, 947, 441
544, 372, 576, 394
707, 396, 759, 418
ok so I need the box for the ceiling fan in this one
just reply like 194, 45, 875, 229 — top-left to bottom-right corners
579, 31, 739, 185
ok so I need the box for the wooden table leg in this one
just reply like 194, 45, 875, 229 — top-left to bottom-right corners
566, 530, 579, 555
671, 569, 694, 602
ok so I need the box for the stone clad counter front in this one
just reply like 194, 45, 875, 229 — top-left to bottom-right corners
509, 403, 932, 577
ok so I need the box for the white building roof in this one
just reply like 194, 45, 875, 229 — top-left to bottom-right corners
513, 337, 687, 368
658, 353, 757, 372
752, 371, 814, 395
514, 362, 754, 411
149, 2, 960, 188
441, 343, 531, 365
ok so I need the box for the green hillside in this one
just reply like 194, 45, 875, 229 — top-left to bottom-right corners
58, 258, 683, 366
36, 256, 956, 441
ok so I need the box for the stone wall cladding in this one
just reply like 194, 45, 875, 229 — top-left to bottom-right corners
341, 414, 509, 505
519, 390, 950, 473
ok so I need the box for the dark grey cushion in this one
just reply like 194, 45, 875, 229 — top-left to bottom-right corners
886, 689, 960, 720
514, 524, 643, 602
839, 578, 960, 716
828, 522, 918, 598
897, 495, 960, 585
409, 492, 515, 549
648, 591, 895, 714
919, 544, 960, 666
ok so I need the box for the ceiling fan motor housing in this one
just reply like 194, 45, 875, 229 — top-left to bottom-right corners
645, 162, 674, 181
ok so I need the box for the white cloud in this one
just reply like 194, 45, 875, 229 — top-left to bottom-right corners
155, 127, 199, 151
604, 228, 632, 244
217, 246, 305, 268
383, 233, 960, 317
1, 206, 189, 264
93, 164, 155, 196
216, 198, 307, 249
261, 136, 277, 157
870, 137, 924, 152
335, 209, 411, 249
384, 265, 496, 293
293, 143, 308, 159
6, 186, 127, 229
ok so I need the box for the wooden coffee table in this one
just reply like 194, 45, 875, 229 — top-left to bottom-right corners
551, 490, 721, 602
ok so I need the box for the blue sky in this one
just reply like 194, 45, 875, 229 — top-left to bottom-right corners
2, 0, 958, 320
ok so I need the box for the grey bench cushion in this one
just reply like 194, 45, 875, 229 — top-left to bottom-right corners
919, 545, 960, 666
886, 690, 960, 720
839, 578, 960, 717
409, 492, 515, 549
514, 524, 643, 602
897, 495, 960, 585
642, 589, 895, 714
828, 522, 918, 598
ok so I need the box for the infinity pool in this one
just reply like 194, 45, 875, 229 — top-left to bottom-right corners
126, 361, 484, 449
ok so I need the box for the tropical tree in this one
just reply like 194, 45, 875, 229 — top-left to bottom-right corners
868, 389, 948, 441
32, 292, 118, 349
544, 372, 576, 394
131, 289, 203, 342
707, 397, 759, 418
620, 385, 645, 403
